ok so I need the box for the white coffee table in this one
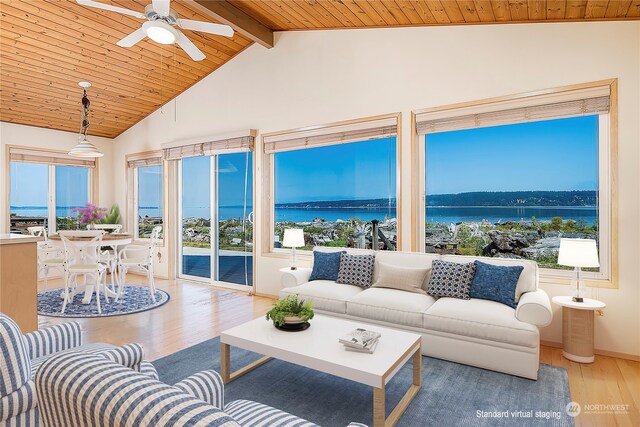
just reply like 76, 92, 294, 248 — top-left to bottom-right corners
221, 314, 422, 427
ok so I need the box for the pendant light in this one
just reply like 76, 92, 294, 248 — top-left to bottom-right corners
69, 81, 103, 158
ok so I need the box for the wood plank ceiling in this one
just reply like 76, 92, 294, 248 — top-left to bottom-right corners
1, 1, 639, 138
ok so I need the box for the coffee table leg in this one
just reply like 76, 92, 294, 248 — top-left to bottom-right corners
221, 342, 231, 384
374, 344, 422, 427
220, 342, 272, 385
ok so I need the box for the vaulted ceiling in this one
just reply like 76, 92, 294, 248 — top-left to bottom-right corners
1, 0, 639, 138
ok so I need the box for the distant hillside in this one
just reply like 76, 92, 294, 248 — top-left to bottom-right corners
276, 191, 597, 208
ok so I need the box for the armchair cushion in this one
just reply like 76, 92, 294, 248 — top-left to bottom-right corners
30, 343, 114, 378
225, 399, 319, 427
35, 352, 240, 427
22, 321, 82, 360
0, 314, 31, 397
174, 370, 225, 409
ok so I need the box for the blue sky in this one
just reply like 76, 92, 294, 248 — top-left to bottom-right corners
181, 153, 252, 210
426, 115, 599, 194
11, 115, 598, 211
275, 137, 397, 203
10, 163, 88, 207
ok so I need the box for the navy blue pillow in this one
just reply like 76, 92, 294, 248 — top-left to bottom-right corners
309, 251, 346, 281
470, 261, 524, 308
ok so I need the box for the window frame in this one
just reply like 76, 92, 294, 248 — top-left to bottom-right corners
126, 150, 166, 245
261, 113, 403, 258
6, 145, 98, 234
410, 79, 618, 289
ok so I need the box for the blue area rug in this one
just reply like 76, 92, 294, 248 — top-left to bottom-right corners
37, 285, 169, 318
154, 337, 574, 427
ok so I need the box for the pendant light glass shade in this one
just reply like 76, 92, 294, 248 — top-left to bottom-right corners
69, 138, 104, 157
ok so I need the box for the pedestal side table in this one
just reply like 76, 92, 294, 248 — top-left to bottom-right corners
552, 296, 606, 363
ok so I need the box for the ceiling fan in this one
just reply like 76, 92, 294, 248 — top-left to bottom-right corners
76, 0, 234, 61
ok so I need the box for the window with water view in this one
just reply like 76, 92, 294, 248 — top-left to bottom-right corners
424, 115, 599, 271
137, 165, 163, 238
274, 137, 397, 251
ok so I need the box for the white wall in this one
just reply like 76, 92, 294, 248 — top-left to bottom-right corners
0, 122, 115, 233
112, 21, 640, 357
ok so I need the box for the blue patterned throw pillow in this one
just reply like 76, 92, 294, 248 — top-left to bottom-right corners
470, 261, 524, 308
426, 260, 476, 300
336, 253, 376, 288
309, 250, 346, 281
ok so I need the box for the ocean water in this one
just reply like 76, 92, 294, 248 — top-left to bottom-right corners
13, 205, 598, 225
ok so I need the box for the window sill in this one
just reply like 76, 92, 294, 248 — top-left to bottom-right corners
538, 275, 616, 289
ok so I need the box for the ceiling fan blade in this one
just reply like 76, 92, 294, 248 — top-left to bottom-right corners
178, 19, 234, 37
175, 30, 205, 61
116, 27, 147, 48
76, 0, 145, 19
152, 0, 171, 16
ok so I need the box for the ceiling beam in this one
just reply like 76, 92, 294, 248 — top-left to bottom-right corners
185, 0, 274, 49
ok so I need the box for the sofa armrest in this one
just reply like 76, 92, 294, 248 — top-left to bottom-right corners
174, 370, 225, 410
516, 289, 553, 327
23, 322, 82, 360
281, 267, 313, 288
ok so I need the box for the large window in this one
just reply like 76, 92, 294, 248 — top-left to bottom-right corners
56, 165, 89, 230
137, 165, 163, 238
127, 154, 164, 240
8, 147, 94, 233
413, 81, 615, 284
264, 115, 400, 252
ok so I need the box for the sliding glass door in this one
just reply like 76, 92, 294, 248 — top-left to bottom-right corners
179, 153, 253, 287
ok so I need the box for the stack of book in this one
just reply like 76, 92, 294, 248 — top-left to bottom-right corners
339, 328, 381, 354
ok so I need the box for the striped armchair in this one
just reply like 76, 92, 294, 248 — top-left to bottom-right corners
35, 351, 367, 427
0, 313, 158, 426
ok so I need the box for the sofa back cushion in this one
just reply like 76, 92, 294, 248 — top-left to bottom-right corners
0, 313, 30, 397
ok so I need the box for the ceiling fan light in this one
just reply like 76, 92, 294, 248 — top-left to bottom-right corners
69, 138, 104, 158
144, 20, 177, 44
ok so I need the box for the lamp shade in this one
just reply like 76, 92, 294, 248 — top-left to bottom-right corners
69, 139, 104, 158
557, 238, 600, 268
282, 229, 304, 248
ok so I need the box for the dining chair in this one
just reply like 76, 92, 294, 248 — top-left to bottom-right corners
29, 226, 65, 291
89, 223, 123, 233
59, 230, 108, 314
117, 226, 162, 302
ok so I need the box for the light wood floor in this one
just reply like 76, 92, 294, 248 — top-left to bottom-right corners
38, 275, 639, 427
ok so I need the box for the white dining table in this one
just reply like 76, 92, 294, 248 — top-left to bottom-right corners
48, 233, 132, 304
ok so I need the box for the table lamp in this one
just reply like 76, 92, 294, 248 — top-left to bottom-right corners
282, 228, 305, 270
557, 238, 599, 303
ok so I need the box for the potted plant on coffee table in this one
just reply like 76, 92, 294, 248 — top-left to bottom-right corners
266, 294, 314, 331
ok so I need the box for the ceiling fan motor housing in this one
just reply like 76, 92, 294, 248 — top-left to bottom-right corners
144, 4, 178, 25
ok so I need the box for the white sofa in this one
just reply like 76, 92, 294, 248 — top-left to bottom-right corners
280, 249, 553, 380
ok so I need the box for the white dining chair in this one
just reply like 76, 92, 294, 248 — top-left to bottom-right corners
29, 226, 65, 291
89, 224, 123, 233
117, 226, 161, 302
59, 230, 108, 314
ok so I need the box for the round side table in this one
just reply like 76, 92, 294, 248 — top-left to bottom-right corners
552, 296, 606, 363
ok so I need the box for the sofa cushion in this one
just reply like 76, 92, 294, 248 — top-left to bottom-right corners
225, 399, 319, 427
441, 255, 537, 302
280, 281, 362, 314
336, 253, 375, 288
0, 314, 31, 396
426, 260, 476, 300
371, 262, 430, 294
309, 250, 345, 281
423, 298, 539, 348
470, 261, 524, 308
30, 342, 115, 378
347, 288, 437, 328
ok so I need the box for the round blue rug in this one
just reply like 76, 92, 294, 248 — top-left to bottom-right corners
37, 285, 170, 318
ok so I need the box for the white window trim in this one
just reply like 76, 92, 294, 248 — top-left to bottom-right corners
261, 113, 403, 257
411, 79, 618, 289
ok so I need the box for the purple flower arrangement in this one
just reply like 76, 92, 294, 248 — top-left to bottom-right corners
72, 203, 108, 226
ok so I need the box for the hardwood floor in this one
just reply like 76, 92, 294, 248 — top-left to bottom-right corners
38, 275, 639, 426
